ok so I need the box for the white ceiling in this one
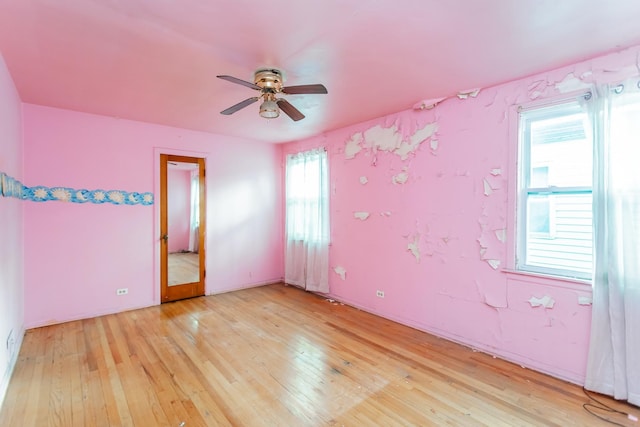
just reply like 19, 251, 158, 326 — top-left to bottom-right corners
1, 0, 640, 143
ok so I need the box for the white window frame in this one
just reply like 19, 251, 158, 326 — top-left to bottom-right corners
515, 95, 593, 281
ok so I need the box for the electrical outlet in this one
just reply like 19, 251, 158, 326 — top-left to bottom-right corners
116, 288, 128, 296
376, 290, 385, 298
6, 329, 16, 362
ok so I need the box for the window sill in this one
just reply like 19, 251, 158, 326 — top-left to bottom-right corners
502, 268, 592, 291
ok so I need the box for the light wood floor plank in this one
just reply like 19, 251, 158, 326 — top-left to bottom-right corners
1, 283, 638, 426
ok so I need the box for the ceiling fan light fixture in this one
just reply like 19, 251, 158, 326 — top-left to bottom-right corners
259, 99, 279, 119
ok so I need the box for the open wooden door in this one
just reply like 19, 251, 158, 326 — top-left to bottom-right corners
160, 154, 206, 303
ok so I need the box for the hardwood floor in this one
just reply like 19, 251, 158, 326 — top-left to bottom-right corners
168, 252, 199, 286
1, 284, 637, 426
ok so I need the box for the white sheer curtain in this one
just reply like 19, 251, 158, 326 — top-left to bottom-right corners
188, 169, 200, 253
285, 148, 329, 293
585, 81, 640, 405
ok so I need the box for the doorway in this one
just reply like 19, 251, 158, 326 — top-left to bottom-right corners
160, 154, 206, 302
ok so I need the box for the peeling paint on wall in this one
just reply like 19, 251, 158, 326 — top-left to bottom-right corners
527, 71, 593, 101
555, 72, 591, 93
415, 86, 483, 109
578, 295, 593, 305
457, 88, 481, 99
528, 80, 548, 100
407, 235, 421, 263
479, 203, 506, 232
344, 121, 438, 162
477, 198, 506, 269
483, 174, 503, 193
395, 122, 438, 160
345, 132, 364, 159
380, 211, 392, 217
528, 295, 555, 308
490, 168, 502, 176
477, 233, 491, 254
413, 97, 446, 110
392, 169, 409, 185
353, 211, 370, 221
363, 124, 401, 153
486, 259, 501, 270
475, 280, 508, 309
359, 176, 368, 185
333, 266, 346, 280
483, 89, 499, 107
483, 179, 493, 196
429, 138, 439, 154
477, 233, 502, 263
478, 212, 505, 264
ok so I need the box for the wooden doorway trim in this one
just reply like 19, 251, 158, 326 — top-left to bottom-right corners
160, 154, 206, 303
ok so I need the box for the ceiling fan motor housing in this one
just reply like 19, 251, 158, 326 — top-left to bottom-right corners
254, 69, 284, 93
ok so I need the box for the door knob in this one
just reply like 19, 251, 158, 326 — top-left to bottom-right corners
162, 234, 168, 243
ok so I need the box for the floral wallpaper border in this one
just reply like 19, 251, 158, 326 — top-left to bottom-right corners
0, 172, 154, 206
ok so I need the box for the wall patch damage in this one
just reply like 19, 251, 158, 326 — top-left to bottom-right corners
413, 97, 446, 110
554, 72, 591, 93
475, 280, 508, 309
392, 169, 409, 185
486, 259, 501, 270
457, 88, 481, 99
333, 266, 347, 281
528, 295, 555, 308
483, 179, 494, 196
578, 295, 593, 305
354, 211, 370, 221
344, 121, 438, 162
430, 138, 439, 154
407, 234, 421, 263
344, 132, 364, 159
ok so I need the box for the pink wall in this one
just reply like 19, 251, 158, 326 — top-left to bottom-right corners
0, 52, 24, 407
283, 45, 640, 385
167, 168, 191, 253
23, 105, 283, 328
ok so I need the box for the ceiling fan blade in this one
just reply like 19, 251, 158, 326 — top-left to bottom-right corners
282, 84, 328, 95
217, 75, 262, 90
276, 99, 305, 121
220, 97, 260, 115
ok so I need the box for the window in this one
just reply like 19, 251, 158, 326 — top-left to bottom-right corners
285, 149, 329, 243
517, 99, 593, 280
284, 148, 330, 292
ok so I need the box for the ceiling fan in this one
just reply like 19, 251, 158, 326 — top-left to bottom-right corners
216, 68, 327, 121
